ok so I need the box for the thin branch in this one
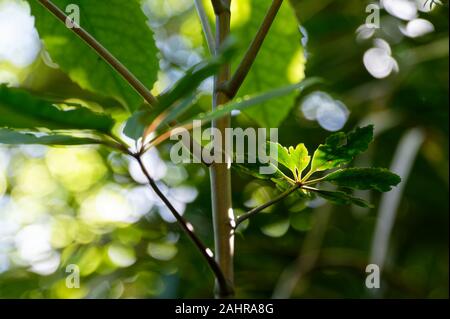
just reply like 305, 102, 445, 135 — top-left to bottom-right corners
301, 170, 316, 183
303, 175, 327, 186
194, 0, 215, 55
301, 185, 319, 192
223, 0, 284, 98
37, 0, 158, 107
134, 155, 232, 297
102, 137, 132, 155
235, 184, 300, 228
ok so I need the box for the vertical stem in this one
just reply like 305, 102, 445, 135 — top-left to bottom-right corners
210, 0, 234, 298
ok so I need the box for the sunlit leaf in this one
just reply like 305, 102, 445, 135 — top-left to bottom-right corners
269, 142, 310, 180
29, 0, 159, 112
233, 0, 307, 127
310, 125, 374, 173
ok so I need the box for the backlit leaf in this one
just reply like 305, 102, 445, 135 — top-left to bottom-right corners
310, 125, 374, 173
29, 0, 159, 112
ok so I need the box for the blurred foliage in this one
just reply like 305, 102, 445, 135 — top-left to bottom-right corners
0, 0, 448, 299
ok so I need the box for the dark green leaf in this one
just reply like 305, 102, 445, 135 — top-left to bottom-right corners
310, 125, 374, 173
232, 160, 289, 182
158, 42, 236, 108
123, 110, 153, 141
314, 189, 373, 208
0, 129, 102, 146
122, 48, 236, 140
185, 78, 320, 126
0, 85, 114, 133
323, 168, 401, 192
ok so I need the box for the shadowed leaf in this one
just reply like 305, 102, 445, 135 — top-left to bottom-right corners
0, 85, 114, 133
0, 128, 102, 145
323, 168, 401, 192
314, 189, 373, 208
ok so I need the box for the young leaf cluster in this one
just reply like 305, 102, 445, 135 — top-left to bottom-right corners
236, 125, 401, 209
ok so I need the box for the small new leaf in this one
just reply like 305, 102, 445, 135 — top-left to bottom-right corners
323, 168, 401, 192
269, 142, 310, 181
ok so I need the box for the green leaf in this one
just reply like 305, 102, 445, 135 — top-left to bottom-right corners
233, 0, 307, 127
269, 143, 294, 173
29, 0, 159, 112
184, 78, 319, 126
0, 85, 114, 133
232, 154, 292, 182
323, 168, 401, 192
147, 78, 318, 150
123, 94, 198, 140
310, 125, 374, 173
314, 189, 373, 208
269, 142, 310, 181
158, 42, 236, 109
123, 110, 153, 141
123, 48, 235, 140
0, 129, 102, 146
232, 162, 279, 181
289, 144, 310, 180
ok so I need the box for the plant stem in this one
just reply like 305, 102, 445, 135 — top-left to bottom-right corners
210, 0, 234, 298
301, 185, 319, 192
37, 0, 158, 107
301, 170, 316, 182
235, 184, 300, 228
134, 155, 232, 296
303, 175, 327, 186
194, 0, 215, 55
223, 0, 284, 98
211, 0, 230, 14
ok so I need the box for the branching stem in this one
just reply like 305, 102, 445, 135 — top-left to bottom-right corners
235, 184, 300, 228
134, 155, 232, 296
222, 0, 284, 98
37, 0, 158, 107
